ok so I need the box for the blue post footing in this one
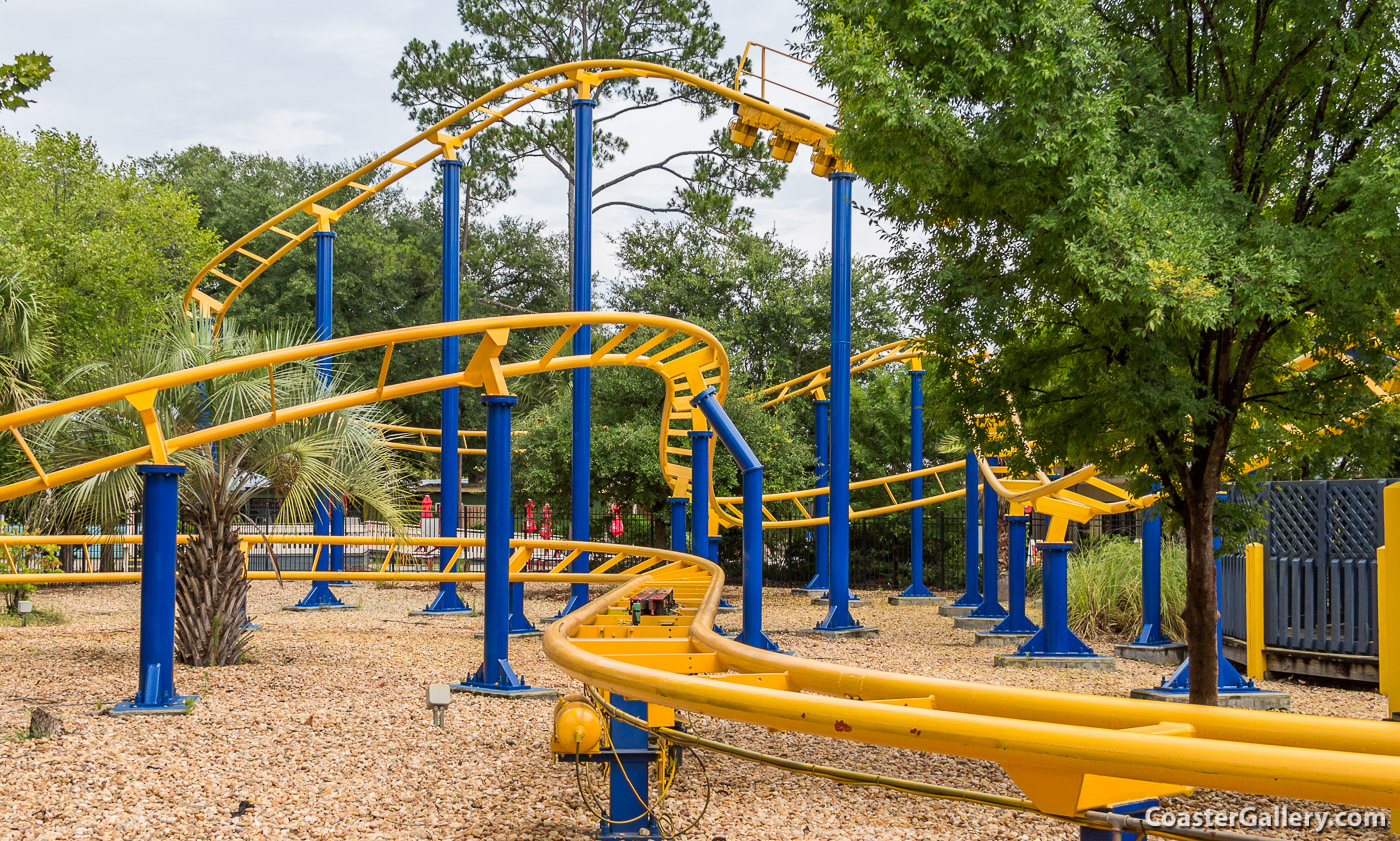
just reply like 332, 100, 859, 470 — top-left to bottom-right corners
1014, 543, 1095, 657
954, 452, 982, 606
113, 464, 197, 716
1155, 558, 1259, 695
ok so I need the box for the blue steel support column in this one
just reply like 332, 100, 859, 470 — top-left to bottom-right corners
558, 94, 596, 620
668, 497, 687, 553
1013, 543, 1096, 657
970, 458, 1008, 618
954, 453, 982, 606
456, 395, 544, 696
329, 499, 346, 582
899, 367, 934, 598
987, 515, 1039, 635
815, 171, 863, 633
688, 431, 712, 569
800, 399, 831, 592
599, 693, 661, 839
692, 387, 777, 650
423, 157, 471, 614
113, 465, 196, 715
293, 230, 346, 609
1132, 505, 1173, 646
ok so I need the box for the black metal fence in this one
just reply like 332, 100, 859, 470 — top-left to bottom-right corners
712, 505, 968, 590
1219, 479, 1394, 658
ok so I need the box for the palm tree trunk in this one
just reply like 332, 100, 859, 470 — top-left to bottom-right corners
174, 488, 250, 667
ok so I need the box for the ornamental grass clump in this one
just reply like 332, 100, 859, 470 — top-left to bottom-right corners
1065, 536, 1186, 641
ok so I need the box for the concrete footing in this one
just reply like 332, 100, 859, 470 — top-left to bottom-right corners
1129, 687, 1291, 710
810, 597, 870, 607
283, 604, 357, 612
796, 626, 881, 640
888, 595, 946, 606
1114, 642, 1187, 666
953, 615, 1005, 632
790, 588, 826, 597
715, 604, 741, 614
994, 654, 1116, 671
938, 604, 977, 618
409, 609, 480, 618
974, 631, 1035, 647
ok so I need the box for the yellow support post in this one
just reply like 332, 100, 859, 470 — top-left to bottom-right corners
1380, 483, 1400, 720
1244, 542, 1266, 681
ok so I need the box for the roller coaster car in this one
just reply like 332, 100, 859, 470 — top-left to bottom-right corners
629, 589, 678, 619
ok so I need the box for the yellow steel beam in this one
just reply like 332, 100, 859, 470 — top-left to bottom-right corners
545, 554, 1400, 820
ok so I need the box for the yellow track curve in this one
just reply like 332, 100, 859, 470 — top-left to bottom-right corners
546, 552, 1400, 818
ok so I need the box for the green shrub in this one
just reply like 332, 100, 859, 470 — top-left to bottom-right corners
1055, 536, 1187, 641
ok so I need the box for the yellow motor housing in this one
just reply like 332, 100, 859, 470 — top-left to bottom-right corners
729, 117, 760, 148
552, 694, 603, 756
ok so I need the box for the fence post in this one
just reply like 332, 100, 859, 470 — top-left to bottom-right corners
1380, 483, 1400, 720
1245, 542, 1266, 680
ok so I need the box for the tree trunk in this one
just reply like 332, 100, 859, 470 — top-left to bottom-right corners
1182, 492, 1219, 706
174, 500, 250, 667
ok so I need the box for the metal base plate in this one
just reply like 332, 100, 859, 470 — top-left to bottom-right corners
449, 683, 557, 699
409, 608, 481, 617
810, 597, 870, 607
110, 695, 198, 716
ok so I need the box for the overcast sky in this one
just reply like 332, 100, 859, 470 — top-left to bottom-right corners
0, 0, 882, 278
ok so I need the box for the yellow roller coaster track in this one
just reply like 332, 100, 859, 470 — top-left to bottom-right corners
181, 59, 837, 333
546, 552, 1400, 818
0, 312, 725, 504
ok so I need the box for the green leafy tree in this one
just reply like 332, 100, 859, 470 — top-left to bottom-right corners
0, 51, 52, 111
609, 209, 906, 385
515, 363, 812, 514
0, 131, 219, 382
804, 0, 1400, 704
138, 146, 570, 449
43, 317, 413, 666
392, 0, 787, 246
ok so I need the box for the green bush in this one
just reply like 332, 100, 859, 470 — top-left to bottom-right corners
1032, 536, 1187, 641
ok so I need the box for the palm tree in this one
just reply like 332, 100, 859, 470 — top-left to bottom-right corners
0, 269, 54, 414
44, 315, 412, 666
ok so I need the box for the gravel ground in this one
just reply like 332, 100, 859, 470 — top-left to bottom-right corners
0, 582, 1390, 840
